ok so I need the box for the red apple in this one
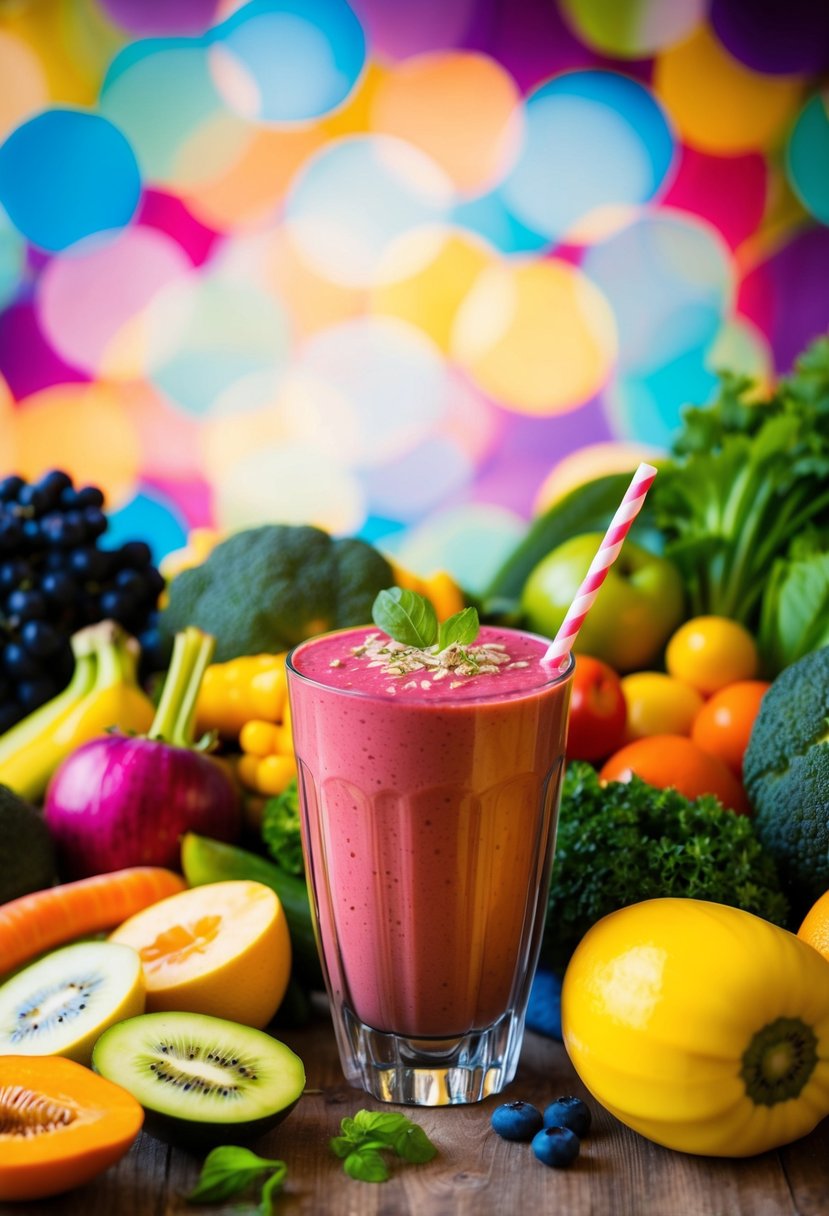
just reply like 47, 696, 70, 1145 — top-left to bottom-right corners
566, 655, 627, 762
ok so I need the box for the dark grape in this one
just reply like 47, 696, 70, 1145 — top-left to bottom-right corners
38, 470, 73, 497
75, 485, 105, 508
0, 475, 24, 502
40, 570, 77, 605
21, 619, 62, 658
3, 642, 43, 680
70, 547, 111, 582
82, 507, 108, 539
114, 568, 147, 600
0, 559, 28, 591
21, 519, 46, 550
119, 540, 152, 569
0, 701, 23, 732
0, 517, 23, 550
17, 483, 50, 514
98, 588, 136, 621
144, 567, 166, 598
6, 588, 47, 621
17, 677, 58, 712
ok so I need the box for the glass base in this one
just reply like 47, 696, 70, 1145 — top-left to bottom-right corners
333, 1004, 527, 1105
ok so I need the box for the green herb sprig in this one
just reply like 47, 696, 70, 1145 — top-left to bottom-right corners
372, 587, 478, 650
330, 1109, 438, 1183
186, 1146, 287, 1214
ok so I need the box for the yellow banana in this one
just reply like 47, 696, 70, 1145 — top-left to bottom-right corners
0, 634, 98, 766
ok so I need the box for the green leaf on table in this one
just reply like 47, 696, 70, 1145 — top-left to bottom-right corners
392, 1123, 439, 1164
353, 1110, 411, 1138
372, 588, 438, 648
330, 1109, 438, 1183
259, 1168, 288, 1216
437, 606, 479, 651
344, 1149, 391, 1183
186, 1145, 287, 1207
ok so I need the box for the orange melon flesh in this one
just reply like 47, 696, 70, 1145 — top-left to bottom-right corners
0, 1055, 143, 1200
110, 880, 292, 1029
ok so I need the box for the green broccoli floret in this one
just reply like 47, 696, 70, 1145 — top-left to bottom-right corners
743, 646, 829, 916
261, 780, 304, 876
160, 525, 394, 660
542, 763, 789, 973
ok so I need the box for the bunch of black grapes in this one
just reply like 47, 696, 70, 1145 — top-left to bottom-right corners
0, 470, 166, 732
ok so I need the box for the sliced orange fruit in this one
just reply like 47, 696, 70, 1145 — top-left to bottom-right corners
109, 881, 291, 1029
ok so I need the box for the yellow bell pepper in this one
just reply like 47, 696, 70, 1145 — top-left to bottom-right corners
561, 898, 829, 1157
196, 653, 288, 738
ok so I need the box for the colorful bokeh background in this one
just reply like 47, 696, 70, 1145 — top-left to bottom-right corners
0, 0, 827, 591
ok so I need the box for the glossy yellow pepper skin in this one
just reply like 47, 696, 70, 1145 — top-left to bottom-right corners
561, 898, 829, 1157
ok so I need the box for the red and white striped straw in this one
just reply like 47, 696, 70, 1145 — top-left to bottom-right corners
541, 462, 659, 672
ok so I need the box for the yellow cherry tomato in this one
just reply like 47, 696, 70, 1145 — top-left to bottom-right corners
239, 719, 281, 758
665, 616, 758, 696
620, 671, 704, 741
255, 754, 298, 796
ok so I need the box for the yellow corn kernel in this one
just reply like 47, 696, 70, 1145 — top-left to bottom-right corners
255, 753, 297, 796
240, 719, 281, 757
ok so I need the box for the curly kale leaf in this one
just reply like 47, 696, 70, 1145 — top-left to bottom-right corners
542, 763, 789, 973
261, 780, 304, 876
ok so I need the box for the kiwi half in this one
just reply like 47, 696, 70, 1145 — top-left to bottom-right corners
0, 941, 145, 1065
92, 1011, 306, 1148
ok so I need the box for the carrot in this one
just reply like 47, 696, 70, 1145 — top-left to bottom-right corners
0, 867, 187, 978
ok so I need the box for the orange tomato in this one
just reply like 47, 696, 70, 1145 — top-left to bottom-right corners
797, 890, 829, 963
691, 680, 771, 778
620, 671, 704, 741
599, 734, 750, 814
665, 616, 758, 696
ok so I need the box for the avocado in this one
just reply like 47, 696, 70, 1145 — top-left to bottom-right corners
0, 784, 56, 903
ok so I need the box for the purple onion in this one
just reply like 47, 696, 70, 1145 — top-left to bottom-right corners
45, 735, 241, 878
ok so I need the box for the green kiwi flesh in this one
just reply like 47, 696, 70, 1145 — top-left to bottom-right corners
92, 1011, 306, 1148
0, 942, 145, 1064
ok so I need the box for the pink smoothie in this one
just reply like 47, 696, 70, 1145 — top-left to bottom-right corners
287, 625, 571, 1039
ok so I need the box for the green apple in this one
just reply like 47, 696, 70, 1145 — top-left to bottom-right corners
521, 532, 685, 672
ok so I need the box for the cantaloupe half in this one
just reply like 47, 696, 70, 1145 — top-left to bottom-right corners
110, 880, 291, 1029
0, 1055, 143, 1201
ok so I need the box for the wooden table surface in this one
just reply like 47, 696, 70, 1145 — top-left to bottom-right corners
5, 1008, 828, 1216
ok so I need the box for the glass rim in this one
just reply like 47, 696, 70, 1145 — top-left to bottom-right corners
285, 625, 575, 706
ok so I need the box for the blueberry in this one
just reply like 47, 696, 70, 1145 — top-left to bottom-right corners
543, 1096, 592, 1138
21, 619, 62, 658
490, 1100, 544, 1142
531, 1125, 580, 1168
6, 588, 46, 621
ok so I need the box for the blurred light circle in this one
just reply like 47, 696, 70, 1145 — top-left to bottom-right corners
278, 316, 450, 466
452, 259, 617, 415
452, 188, 551, 256
371, 230, 493, 352
263, 227, 367, 338
662, 145, 767, 250
391, 503, 525, 595
761, 225, 829, 373
582, 211, 732, 376
149, 273, 291, 415
100, 37, 252, 190
500, 71, 674, 243
786, 95, 829, 226
182, 123, 326, 230
102, 486, 188, 563
201, 369, 290, 481
605, 344, 720, 446
654, 25, 802, 154
99, 0, 220, 35
0, 31, 49, 142
534, 441, 664, 514
10, 382, 141, 505
132, 384, 204, 480
706, 315, 773, 392
370, 51, 521, 194
0, 109, 141, 252
349, 0, 477, 59
284, 135, 454, 287
711, 0, 829, 75
438, 369, 504, 463
215, 441, 366, 534
560, 0, 705, 57
38, 227, 192, 378
360, 435, 473, 523
209, 0, 366, 122
0, 204, 25, 313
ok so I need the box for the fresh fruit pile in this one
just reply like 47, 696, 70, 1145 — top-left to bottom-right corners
0, 469, 164, 730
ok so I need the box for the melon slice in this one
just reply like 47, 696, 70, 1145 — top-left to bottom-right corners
0, 1055, 143, 1200
0, 941, 145, 1065
110, 880, 291, 1029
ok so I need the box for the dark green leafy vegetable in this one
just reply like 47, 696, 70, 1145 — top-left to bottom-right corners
758, 530, 829, 674
542, 763, 789, 972
161, 525, 393, 661
743, 646, 829, 918
261, 780, 303, 876
186, 1145, 287, 1214
652, 336, 829, 631
330, 1110, 437, 1183
372, 587, 438, 647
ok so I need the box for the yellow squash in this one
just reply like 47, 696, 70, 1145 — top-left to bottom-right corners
561, 898, 829, 1156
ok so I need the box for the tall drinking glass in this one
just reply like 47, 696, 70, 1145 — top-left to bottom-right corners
286, 624, 573, 1106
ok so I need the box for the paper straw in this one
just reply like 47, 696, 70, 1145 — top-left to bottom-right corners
541, 462, 659, 671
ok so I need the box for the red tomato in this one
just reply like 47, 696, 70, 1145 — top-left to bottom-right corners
599, 735, 750, 815
566, 655, 627, 762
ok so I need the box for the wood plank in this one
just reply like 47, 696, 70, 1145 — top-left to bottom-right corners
2, 1012, 826, 1216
